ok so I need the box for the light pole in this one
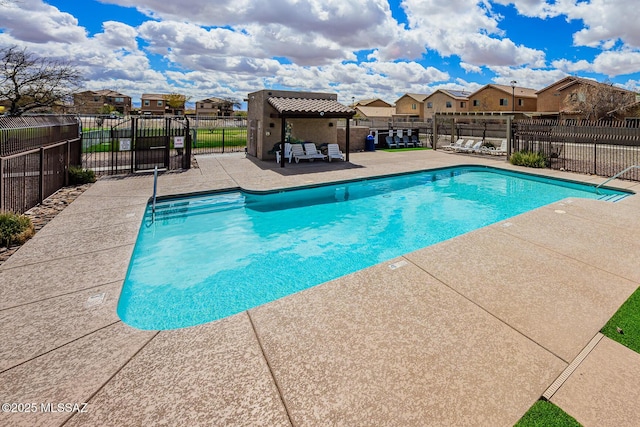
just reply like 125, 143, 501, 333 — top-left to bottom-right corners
510, 80, 517, 112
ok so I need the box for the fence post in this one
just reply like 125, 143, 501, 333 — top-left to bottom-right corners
65, 139, 70, 187
184, 117, 191, 170
221, 128, 225, 153
0, 158, 3, 211
39, 146, 45, 204
593, 138, 597, 176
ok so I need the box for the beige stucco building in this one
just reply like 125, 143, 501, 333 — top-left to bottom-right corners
423, 90, 470, 119
394, 93, 428, 120
246, 89, 355, 164
468, 84, 537, 113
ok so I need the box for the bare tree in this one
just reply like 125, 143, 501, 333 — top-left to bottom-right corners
0, 45, 83, 116
563, 80, 636, 121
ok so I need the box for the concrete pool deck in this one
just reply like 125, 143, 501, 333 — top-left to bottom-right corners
1, 149, 639, 426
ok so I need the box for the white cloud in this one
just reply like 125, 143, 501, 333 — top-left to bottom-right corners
460, 62, 483, 73
592, 50, 640, 77
401, 0, 547, 68
551, 58, 593, 74
0, 0, 86, 43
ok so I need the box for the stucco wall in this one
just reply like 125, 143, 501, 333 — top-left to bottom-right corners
424, 92, 467, 119
469, 87, 537, 112
395, 96, 424, 119
338, 126, 370, 152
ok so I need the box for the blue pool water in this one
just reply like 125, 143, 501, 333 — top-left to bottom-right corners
118, 166, 630, 330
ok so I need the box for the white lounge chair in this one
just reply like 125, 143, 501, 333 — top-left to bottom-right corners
410, 134, 421, 147
327, 143, 344, 162
290, 143, 314, 162
275, 142, 292, 163
444, 138, 465, 151
491, 140, 507, 155
303, 143, 327, 161
454, 140, 475, 152
385, 135, 398, 148
458, 140, 484, 153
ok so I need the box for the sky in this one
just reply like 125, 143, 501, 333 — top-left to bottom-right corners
1, 0, 640, 109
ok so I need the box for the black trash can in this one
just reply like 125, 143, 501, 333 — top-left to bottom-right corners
365, 134, 375, 151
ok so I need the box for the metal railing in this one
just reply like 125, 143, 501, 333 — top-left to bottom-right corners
596, 165, 640, 193
0, 138, 81, 213
0, 115, 82, 213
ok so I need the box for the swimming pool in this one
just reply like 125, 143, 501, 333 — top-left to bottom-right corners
118, 166, 630, 330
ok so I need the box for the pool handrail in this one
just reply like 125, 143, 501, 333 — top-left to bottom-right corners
595, 165, 639, 194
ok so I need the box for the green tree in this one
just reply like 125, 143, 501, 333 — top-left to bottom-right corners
163, 92, 189, 114
0, 45, 83, 116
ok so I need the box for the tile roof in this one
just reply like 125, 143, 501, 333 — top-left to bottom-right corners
268, 97, 355, 117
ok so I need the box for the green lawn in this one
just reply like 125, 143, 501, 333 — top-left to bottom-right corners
601, 286, 640, 353
515, 400, 581, 427
193, 127, 246, 148
516, 287, 640, 426
81, 127, 248, 153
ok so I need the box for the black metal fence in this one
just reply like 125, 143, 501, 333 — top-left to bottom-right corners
80, 116, 192, 175
0, 115, 81, 213
515, 119, 640, 181
189, 117, 247, 155
78, 115, 247, 173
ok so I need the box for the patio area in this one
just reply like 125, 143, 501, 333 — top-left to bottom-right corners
1, 149, 639, 426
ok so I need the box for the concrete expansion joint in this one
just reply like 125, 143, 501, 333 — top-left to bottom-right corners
542, 332, 604, 401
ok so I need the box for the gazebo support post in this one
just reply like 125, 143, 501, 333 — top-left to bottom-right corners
280, 116, 286, 167
346, 117, 350, 161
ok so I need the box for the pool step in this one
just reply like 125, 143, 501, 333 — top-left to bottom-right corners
597, 193, 629, 203
149, 193, 245, 220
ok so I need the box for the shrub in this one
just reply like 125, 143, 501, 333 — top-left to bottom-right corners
68, 166, 96, 184
510, 150, 548, 168
0, 212, 35, 247
482, 141, 495, 149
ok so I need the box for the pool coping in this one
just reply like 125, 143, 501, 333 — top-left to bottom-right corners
1, 149, 640, 426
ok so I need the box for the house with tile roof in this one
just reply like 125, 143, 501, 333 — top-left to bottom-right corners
468, 84, 537, 113
394, 93, 429, 121
195, 97, 235, 116
141, 93, 185, 116
73, 89, 132, 115
423, 89, 470, 119
536, 76, 636, 119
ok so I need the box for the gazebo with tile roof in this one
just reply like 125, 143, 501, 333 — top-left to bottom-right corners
247, 90, 356, 167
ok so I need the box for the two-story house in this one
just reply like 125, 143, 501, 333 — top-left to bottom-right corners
536, 76, 636, 120
394, 93, 429, 121
73, 90, 132, 115
423, 90, 470, 119
468, 84, 537, 113
140, 93, 185, 116
195, 97, 235, 116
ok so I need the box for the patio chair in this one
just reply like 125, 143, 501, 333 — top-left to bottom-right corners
411, 134, 421, 147
291, 143, 315, 163
444, 138, 465, 151
403, 135, 415, 148
303, 142, 328, 161
491, 140, 507, 155
454, 140, 475, 152
385, 135, 398, 148
275, 142, 292, 163
327, 143, 345, 162
458, 140, 484, 153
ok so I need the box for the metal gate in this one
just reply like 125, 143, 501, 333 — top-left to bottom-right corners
95, 116, 191, 174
